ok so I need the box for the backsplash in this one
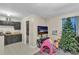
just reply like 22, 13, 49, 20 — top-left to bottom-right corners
0, 26, 21, 33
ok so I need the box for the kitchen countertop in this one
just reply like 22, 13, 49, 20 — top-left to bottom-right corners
0, 32, 22, 36
4, 33, 22, 36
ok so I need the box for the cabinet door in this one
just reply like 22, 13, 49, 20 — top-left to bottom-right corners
2, 21, 9, 26
8, 22, 14, 26
4, 35, 22, 45
14, 22, 21, 30
5, 36, 12, 45
0, 21, 13, 26
0, 21, 4, 25
17, 35, 22, 42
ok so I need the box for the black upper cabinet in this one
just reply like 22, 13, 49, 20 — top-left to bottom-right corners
14, 22, 21, 30
0, 20, 5, 25
0, 20, 13, 26
8, 22, 14, 26
0, 20, 21, 30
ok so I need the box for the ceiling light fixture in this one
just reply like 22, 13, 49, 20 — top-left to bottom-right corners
0, 10, 20, 17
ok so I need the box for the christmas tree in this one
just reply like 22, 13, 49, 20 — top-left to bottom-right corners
60, 17, 79, 54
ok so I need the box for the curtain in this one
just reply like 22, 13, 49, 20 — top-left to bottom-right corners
71, 16, 77, 33
62, 16, 77, 33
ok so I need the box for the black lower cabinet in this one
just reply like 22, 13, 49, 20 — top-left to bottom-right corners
4, 34, 22, 45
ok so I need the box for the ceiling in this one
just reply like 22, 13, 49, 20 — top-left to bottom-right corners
0, 3, 79, 19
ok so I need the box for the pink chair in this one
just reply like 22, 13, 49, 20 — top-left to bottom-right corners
40, 38, 56, 55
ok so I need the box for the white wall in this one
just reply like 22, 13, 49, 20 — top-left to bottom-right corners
0, 16, 21, 22
21, 15, 47, 47
0, 16, 6, 21
47, 16, 62, 42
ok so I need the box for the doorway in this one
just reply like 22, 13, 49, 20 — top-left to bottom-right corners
26, 21, 29, 44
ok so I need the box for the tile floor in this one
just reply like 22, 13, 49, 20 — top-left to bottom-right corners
34, 49, 72, 55
0, 42, 77, 55
0, 42, 40, 55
